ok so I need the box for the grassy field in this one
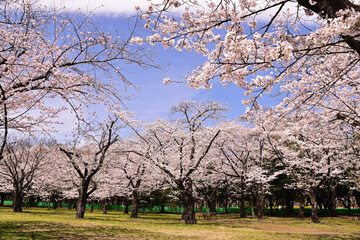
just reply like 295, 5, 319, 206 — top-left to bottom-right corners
0, 207, 359, 239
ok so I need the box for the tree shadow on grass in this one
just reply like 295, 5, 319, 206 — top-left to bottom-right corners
0, 220, 179, 240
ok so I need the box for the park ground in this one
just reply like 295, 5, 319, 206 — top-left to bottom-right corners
0, 207, 360, 239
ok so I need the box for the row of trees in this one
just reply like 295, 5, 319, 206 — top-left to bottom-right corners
0, 0, 359, 225
0, 100, 359, 224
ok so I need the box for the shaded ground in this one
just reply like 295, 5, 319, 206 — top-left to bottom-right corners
0, 207, 359, 239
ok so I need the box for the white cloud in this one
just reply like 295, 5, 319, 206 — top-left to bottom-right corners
39, 0, 154, 16
39, 0, 315, 24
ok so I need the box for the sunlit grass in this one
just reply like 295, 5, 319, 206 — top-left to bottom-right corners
0, 207, 359, 239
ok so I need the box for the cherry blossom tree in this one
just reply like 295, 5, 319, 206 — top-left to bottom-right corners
0, 138, 52, 212
216, 123, 254, 218
136, 2, 360, 219
115, 150, 150, 218
137, 0, 359, 117
131, 100, 227, 224
193, 160, 224, 215
90, 168, 120, 214
0, 0, 155, 160
215, 121, 277, 219
262, 108, 354, 223
32, 150, 67, 210
59, 118, 120, 218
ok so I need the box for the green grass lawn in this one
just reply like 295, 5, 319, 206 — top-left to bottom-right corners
0, 207, 359, 239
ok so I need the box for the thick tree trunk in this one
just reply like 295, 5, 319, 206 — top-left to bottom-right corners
285, 190, 294, 217
328, 185, 337, 217
75, 178, 94, 218
130, 195, 139, 218
12, 189, 23, 212
239, 196, 246, 218
207, 191, 217, 213
239, 178, 247, 218
101, 200, 107, 214
160, 204, 166, 213
76, 197, 86, 218
76, 186, 88, 218
181, 190, 196, 224
47, 200, 51, 211
250, 198, 256, 218
256, 190, 265, 220
309, 187, 320, 223
52, 199, 57, 210
298, 192, 305, 219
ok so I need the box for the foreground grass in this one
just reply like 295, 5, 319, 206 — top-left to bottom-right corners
0, 207, 359, 239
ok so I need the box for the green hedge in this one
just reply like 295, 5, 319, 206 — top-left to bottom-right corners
1, 201, 359, 215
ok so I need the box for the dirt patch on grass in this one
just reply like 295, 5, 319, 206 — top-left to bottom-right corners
254, 224, 341, 235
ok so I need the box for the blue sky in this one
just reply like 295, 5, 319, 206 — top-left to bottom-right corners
39, 0, 286, 138
97, 14, 281, 122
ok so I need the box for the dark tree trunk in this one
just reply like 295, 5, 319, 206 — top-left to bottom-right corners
298, 192, 305, 219
124, 199, 129, 214
297, 0, 360, 55
256, 189, 265, 220
52, 199, 58, 210
354, 191, 360, 208
199, 200, 204, 213
268, 196, 273, 216
76, 197, 86, 218
285, 190, 293, 217
250, 198, 256, 218
328, 185, 337, 217
101, 200, 107, 214
12, 189, 23, 212
347, 197, 351, 212
90, 200, 94, 213
239, 196, 246, 218
224, 198, 229, 214
67, 199, 72, 210
47, 200, 51, 211
207, 191, 216, 213
0, 193, 6, 206
309, 187, 320, 223
76, 185, 88, 218
160, 204, 166, 213
130, 194, 139, 218
180, 189, 196, 224
114, 197, 120, 210
27, 196, 34, 208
